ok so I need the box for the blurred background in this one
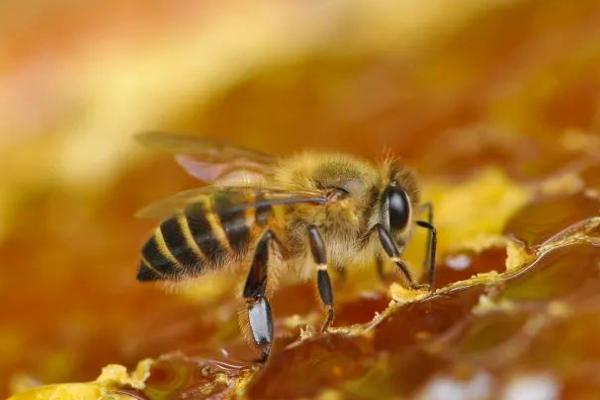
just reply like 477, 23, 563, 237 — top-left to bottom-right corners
1, 0, 600, 398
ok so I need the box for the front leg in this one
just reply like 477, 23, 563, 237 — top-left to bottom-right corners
308, 225, 334, 332
375, 223, 421, 289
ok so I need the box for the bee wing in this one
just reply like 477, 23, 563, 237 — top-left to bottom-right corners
136, 132, 276, 185
135, 186, 329, 220
135, 187, 212, 219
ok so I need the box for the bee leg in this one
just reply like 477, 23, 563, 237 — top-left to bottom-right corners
375, 223, 420, 289
419, 202, 434, 268
247, 297, 273, 363
416, 216, 437, 292
243, 230, 275, 362
308, 225, 335, 332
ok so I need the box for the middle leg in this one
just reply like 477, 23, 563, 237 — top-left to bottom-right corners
307, 225, 335, 332
375, 223, 420, 289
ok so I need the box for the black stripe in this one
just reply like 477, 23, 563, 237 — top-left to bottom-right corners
214, 192, 251, 253
141, 235, 178, 276
160, 217, 202, 273
185, 202, 228, 265
136, 260, 163, 281
255, 193, 272, 226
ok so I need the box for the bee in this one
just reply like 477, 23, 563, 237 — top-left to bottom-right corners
135, 132, 437, 362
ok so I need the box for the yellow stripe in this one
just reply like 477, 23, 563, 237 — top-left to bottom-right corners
317, 264, 328, 271
141, 255, 166, 278
177, 214, 207, 262
154, 227, 183, 270
204, 204, 232, 253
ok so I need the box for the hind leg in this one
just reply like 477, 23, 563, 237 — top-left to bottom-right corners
241, 230, 276, 362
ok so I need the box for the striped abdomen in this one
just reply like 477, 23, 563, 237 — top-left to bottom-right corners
137, 190, 273, 281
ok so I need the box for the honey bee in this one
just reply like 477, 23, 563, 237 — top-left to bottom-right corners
135, 132, 436, 362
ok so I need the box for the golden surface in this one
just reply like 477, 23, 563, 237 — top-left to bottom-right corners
1, 0, 600, 398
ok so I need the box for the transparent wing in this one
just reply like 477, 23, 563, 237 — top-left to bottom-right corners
136, 132, 276, 184
135, 186, 330, 220
135, 187, 212, 219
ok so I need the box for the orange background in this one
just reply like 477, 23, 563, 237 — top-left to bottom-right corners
1, 0, 599, 397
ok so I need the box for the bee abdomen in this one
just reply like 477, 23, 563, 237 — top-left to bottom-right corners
137, 258, 163, 281
184, 201, 229, 266
214, 191, 252, 253
137, 216, 205, 282
137, 190, 275, 282
161, 217, 204, 271
137, 234, 178, 281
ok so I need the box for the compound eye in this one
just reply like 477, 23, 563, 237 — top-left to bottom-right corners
386, 186, 410, 230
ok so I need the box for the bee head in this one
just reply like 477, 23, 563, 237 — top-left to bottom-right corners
379, 162, 419, 236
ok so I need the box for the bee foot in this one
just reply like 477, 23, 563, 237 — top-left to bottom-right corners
411, 283, 431, 292
320, 306, 335, 333
252, 350, 270, 365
